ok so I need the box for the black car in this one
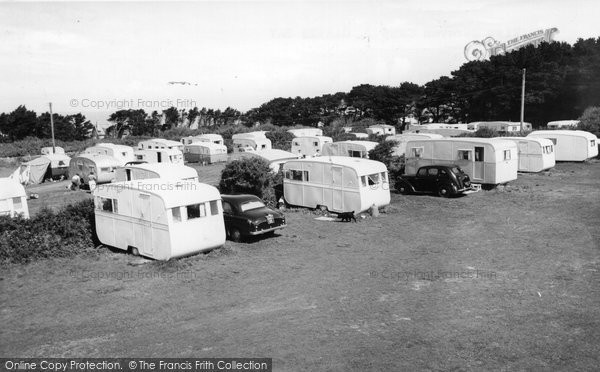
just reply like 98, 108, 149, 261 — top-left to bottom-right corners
221, 194, 287, 242
395, 165, 473, 197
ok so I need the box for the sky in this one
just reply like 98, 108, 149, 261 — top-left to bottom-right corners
0, 0, 598, 126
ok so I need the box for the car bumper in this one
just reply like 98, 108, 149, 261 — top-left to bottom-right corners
249, 224, 287, 235
459, 186, 479, 194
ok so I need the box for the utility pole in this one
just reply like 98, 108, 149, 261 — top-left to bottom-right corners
520, 68, 526, 133
49, 102, 56, 153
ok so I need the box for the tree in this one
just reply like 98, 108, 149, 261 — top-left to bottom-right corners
577, 106, 600, 136
0, 106, 38, 141
219, 158, 280, 206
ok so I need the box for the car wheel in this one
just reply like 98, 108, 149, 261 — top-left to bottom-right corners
397, 182, 411, 194
230, 228, 242, 242
438, 185, 450, 198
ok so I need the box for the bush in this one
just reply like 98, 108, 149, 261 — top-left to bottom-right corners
578, 106, 600, 136
0, 199, 98, 264
265, 128, 295, 152
218, 158, 280, 206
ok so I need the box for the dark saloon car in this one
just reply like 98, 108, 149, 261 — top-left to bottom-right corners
221, 194, 287, 242
395, 165, 473, 197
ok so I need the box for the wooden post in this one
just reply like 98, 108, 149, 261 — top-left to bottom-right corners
520, 68, 526, 133
49, 102, 56, 153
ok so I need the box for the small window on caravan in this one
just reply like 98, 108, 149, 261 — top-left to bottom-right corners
503, 150, 511, 160
412, 147, 424, 158
313, 141, 318, 147
349, 150, 363, 158
361, 176, 367, 187
591, 140, 596, 147
458, 150, 471, 160
294, 141, 299, 146
100, 197, 115, 213
381, 172, 388, 183
78, 162, 83, 170
547, 138, 557, 145
58, 161, 66, 166
288, 170, 304, 181
209, 200, 219, 216
100, 167, 110, 172
367, 173, 380, 185
172, 207, 182, 222
187, 203, 206, 220
136, 155, 143, 160
261, 144, 267, 149
12, 197, 22, 209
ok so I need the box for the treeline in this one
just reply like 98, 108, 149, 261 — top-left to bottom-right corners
1, 37, 599, 142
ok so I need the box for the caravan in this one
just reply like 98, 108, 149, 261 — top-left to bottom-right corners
287, 128, 323, 137
232, 132, 272, 153
0, 178, 29, 218
230, 149, 299, 172
527, 130, 598, 161
138, 138, 184, 152
183, 142, 228, 164
385, 133, 443, 156
469, 121, 533, 133
115, 163, 198, 182
133, 148, 184, 164
69, 154, 122, 184
181, 134, 225, 146
367, 124, 396, 136
547, 120, 579, 129
84, 143, 135, 166
93, 180, 225, 260
291, 136, 333, 157
404, 138, 518, 184
321, 141, 378, 158
499, 137, 555, 172
405, 123, 472, 137
41, 146, 65, 155
283, 156, 391, 213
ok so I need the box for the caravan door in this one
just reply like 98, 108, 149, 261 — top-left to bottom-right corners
473, 146, 485, 181
331, 166, 343, 211
518, 141, 528, 171
134, 193, 154, 257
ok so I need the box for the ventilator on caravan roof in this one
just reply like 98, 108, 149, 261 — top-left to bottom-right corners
93, 180, 225, 260
321, 141, 378, 158
0, 178, 29, 219
527, 130, 598, 161
404, 138, 518, 184
499, 137, 555, 172
115, 163, 198, 182
283, 156, 390, 213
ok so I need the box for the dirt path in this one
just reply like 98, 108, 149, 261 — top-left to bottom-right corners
1, 162, 599, 370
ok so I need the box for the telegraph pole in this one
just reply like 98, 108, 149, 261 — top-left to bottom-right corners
520, 68, 526, 133
49, 102, 56, 153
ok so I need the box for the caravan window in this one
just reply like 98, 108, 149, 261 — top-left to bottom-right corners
293, 141, 300, 146
58, 161, 66, 166
313, 141, 319, 147
503, 150, 511, 160
591, 140, 596, 147
547, 138, 557, 145
172, 207, 182, 222
411, 147, 424, 158
361, 176, 367, 187
367, 173, 380, 185
458, 150, 471, 160
286, 170, 307, 181
12, 197, 22, 209
186, 203, 206, 220
77, 161, 83, 170
100, 167, 111, 172
98, 197, 117, 213
209, 200, 219, 216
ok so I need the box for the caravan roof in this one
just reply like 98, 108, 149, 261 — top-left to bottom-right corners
528, 129, 596, 140
0, 178, 26, 200
111, 179, 220, 208
122, 163, 198, 180
423, 137, 517, 149
232, 131, 269, 139
295, 156, 387, 175
187, 142, 226, 151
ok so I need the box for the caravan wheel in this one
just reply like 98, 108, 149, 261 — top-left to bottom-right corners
129, 246, 140, 256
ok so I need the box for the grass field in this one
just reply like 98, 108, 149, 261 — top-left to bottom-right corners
1, 161, 599, 371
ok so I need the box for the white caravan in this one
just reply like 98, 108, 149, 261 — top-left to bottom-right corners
404, 138, 518, 184
230, 149, 299, 172
232, 132, 272, 153
181, 134, 224, 146
133, 148, 184, 165
287, 128, 323, 137
385, 133, 443, 156
93, 180, 225, 260
350, 132, 369, 139
321, 141, 379, 158
138, 138, 184, 152
405, 124, 472, 137
84, 143, 135, 166
283, 157, 390, 213
41, 146, 65, 155
527, 130, 598, 161
499, 137, 555, 172
183, 142, 228, 164
69, 154, 122, 184
0, 178, 29, 218
291, 136, 333, 157
115, 163, 198, 182
547, 120, 579, 129
367, 124, 396, 136
469, 121, 533, 133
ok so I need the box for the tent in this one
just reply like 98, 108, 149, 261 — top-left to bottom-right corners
12, 157, 52, 185
0, 178, 29, 218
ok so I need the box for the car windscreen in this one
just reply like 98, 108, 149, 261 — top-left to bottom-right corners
240, 200, 266, 212
451, 167, 462, 174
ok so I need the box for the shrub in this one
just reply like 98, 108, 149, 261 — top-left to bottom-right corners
578, 106, 600, 136
218, 157, 280, 206
265, 128, 294, 152
0, 199, 98, 265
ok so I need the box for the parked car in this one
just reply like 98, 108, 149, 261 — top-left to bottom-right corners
221, 194, 287, 241
395, 165, 473, 197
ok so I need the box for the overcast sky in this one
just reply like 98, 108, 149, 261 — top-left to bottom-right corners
1, 0, 598, 124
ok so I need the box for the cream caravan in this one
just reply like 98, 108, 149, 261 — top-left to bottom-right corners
183, 142, 228, 164
181, 134, 224, 146
405, 138, 518, 184
499, 137, 555, 172
547, 120, 579, 129
321, 141, 378, 158
527, 130, 598, 161
230, 149, 299, 172
469, 121, 532, 133
366, 124, 396, 136
385, 133, 443, 156
287, 128, 323, 137
0, 178, 29, 219
41, 146, 65, 155
291, 136, 333, 157
138, 138, 184, 152
133, 148, 184, 165
93, 180, 225, 260
84, 143, 135, 165
232, 132, 272, 153
69, 154, 122, 184
283, 157, 391, 213
115, 163, 198, 182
